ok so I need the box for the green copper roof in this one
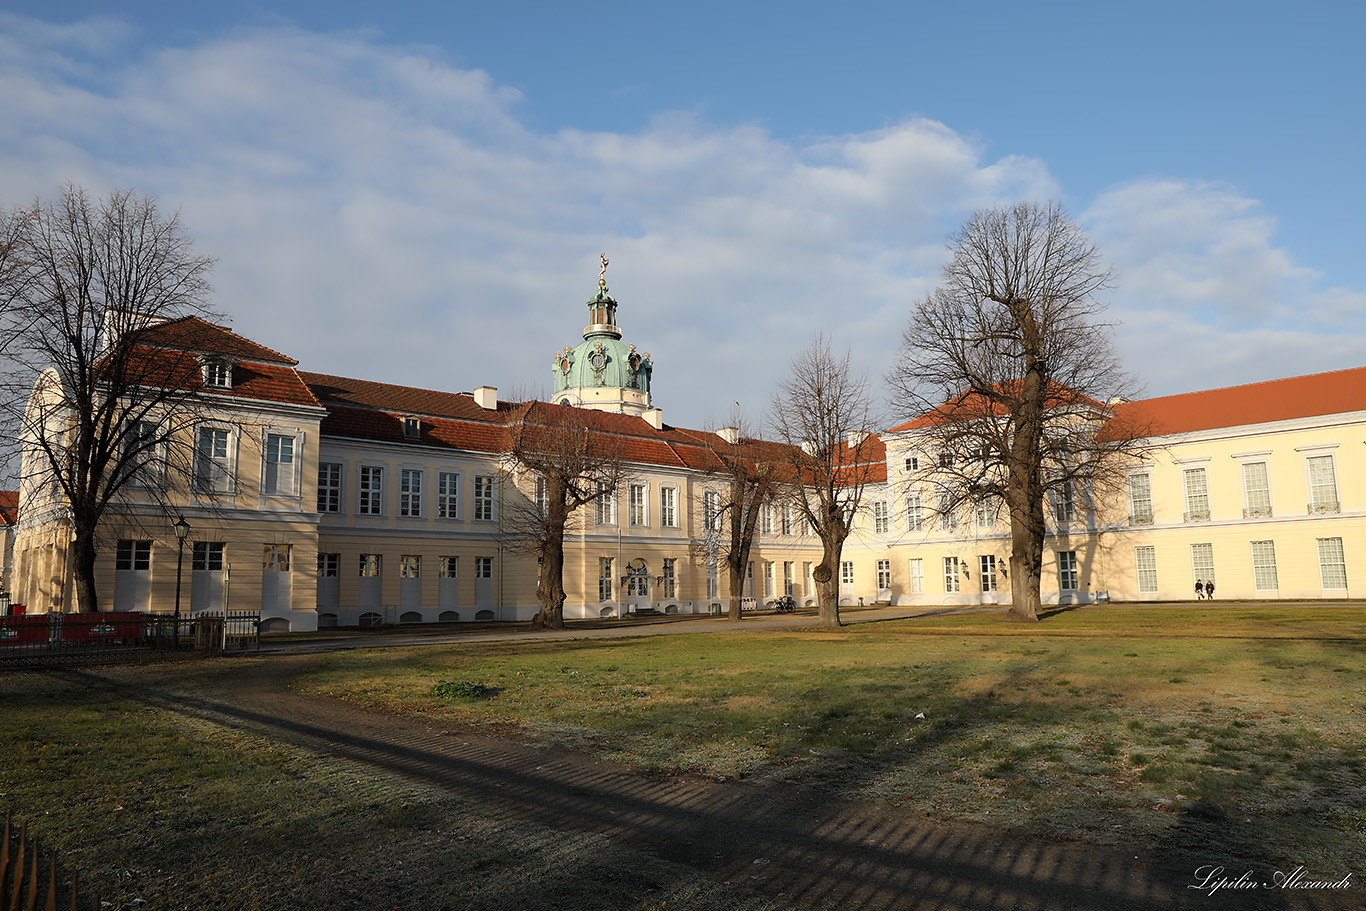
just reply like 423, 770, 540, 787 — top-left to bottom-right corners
550, 280, 653, 398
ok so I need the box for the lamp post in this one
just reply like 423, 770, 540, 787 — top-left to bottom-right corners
173, 515, 189, 649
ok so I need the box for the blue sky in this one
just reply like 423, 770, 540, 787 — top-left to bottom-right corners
2, 2, 1363, 430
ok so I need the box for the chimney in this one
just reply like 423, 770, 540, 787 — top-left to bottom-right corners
717, 426, 739, 445
474, 386, 498, 410
644, 408, 664, 430
847, 430, 869, 446
801, 440, 817, 455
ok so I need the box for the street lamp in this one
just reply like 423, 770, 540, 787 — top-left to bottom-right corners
173, 515, 190, 648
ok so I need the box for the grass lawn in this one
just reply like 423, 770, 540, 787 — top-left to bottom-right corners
297, 606, 1366, 870
1, 605, 1362, 908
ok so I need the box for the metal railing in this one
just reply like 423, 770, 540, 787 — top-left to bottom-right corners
0, 610, 259, 668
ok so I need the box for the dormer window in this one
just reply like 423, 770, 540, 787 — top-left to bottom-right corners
203, 360, 231, 389
403, 417, 421, 440
904, 456, 919, 472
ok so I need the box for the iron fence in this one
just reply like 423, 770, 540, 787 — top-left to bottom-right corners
0, 610, 259, 668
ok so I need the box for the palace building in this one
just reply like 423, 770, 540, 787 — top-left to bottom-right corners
9, 270, 1364, 629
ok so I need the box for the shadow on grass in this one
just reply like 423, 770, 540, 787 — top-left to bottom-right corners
50, 662, 1355, 911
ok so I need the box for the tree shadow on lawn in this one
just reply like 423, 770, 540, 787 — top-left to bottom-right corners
49, 662, 1285, 911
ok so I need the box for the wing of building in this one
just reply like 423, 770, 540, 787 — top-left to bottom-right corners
9, 275, 1364, 628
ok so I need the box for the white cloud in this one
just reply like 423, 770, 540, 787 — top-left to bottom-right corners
0, 14, 1361, 433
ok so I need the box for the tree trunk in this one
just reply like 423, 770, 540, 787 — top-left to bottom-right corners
71, 527, 98, 613
1006, 509, 1043, 623
529, 518, 567, 630
727, 568, 744, 621
814, 539, 843, 628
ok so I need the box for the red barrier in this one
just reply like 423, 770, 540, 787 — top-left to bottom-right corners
0, 615, 49, 644
62, 612, 143, 640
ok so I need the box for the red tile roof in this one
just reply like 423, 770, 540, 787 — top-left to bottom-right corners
1111, 365, 1366, 437
134, 317, 299, 365
0, 490, 17, 525
889, 382, 1104, 433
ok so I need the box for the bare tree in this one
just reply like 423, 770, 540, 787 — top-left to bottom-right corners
0, 185, 217, 613
888, 201, 1150, 622
770, 335, 881, 628
683, 413, 776, 621
502, 402, 626, 630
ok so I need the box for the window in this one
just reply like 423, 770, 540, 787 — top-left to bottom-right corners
125, 420, 161, 488
662, 558, 677, 598
1127, 473, 1153, 525
1241, 461, 1272, 518
908, 558, 924, 594
876, 559, 891, 590
763, 562, 773, 597
780, 504, 793, 536
475, 556, 493, 579
116, 540, 151, 571
906, 493, 924, 531
263, 544, 291, 572
975, 497, 995, 529
939, 451, 954, 469
904, 456, 919, 472
938, 494, 957, 532
979, 555, 997, 592
437, 472, 460, 519
1191, 543, 1215, 587
596, 482, 617, 525
599, 557, 614, 601
1052, 480, 1076, 523
400, 555, 421, 578
1135, 546, 1158, 593
1306, 455, 1340, 513
202, 360, 231, 388
841, 561, 854, 585
317, 553, 339, 578
660, 486, 677, 528
760, 503, 774, 535
193, 542, 224, 572
702, 490, 719, 531
440, 556, 458, 579
1057, 551, 1078, 591
1183, 467, 1210, 522
194, 428, 232, 493
707, 557, 718, 599
629, 483, 647, 526
318, 463, 342, 513
474, 475, 496, 521
943, 557, 960, 593
873, 501, 889, 534
263, 433, 296, 496
403, 417, 421, 439
359, 554, 381, 577
359, 466, 384, 515
400, 469, 422, 517
783, 561, 794, 596
1251, 540, 1278, 590
1317, 538, 1347, 590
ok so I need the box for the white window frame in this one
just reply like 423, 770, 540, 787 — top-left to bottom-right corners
598, 557, 614, 601
124, 420, 163, 489
662, 558, 677, 599
194, 542, 225, 572
760, 503, 774, 535
437, 471, 460, 519
475, 556, 493, 579
876, 559, 891, 590
1135, 546, 1158, 593
359, 554, 381, 577
1305, 453, 1340, 514
202, 360, 231, 389
783, 561, 794, 596
1238, 460, 1272, 518
1057, 550, 1079, 592
660, 485, 678, 529
908, 558, 924, 594
262, 430, 300, 498
597, 482, 617, 526
1183, 466, 1210, 523
780, 504, 793, 536
840, 561, 854, 586
317, 553, 339, 578
116, 539, 152, 571
358, 465, 384, 516
1127, 471, 1154, 525
629, 482, 648, 527
763, 561, 773, 597
399, 469, 423, 518
263, 544, 291, 572
702, 489, 719, 532
400, 554, 421, 578
943, 557, 960, 593
872, 500, 889, 535
473, 474, 496, 522
318, 462, 343, 514
1191, 543, 1215, 587
1052, 480, 1076, 523
194, 426, 235, 495
906, 493, 924, 532
439, 556, 459, 579
1251, 540, 1278, 590
975, 497, 995, 530
979, 554, 997, 592
1317, 537, 1348, 590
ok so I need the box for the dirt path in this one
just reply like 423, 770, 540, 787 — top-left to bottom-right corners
126, 653, 1359, 911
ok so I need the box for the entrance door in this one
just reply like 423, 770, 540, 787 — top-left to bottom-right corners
625, 558, 651, 612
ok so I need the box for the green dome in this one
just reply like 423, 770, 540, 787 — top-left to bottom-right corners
550, 281, 653, 408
